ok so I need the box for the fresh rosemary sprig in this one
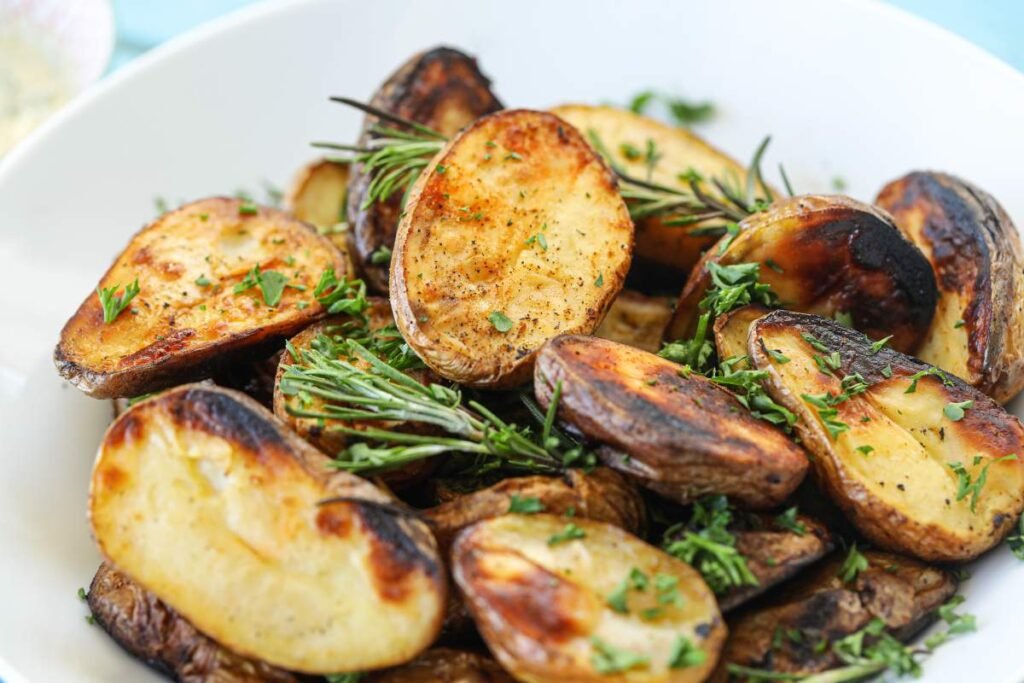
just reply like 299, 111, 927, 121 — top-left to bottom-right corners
662, 495, 758, 594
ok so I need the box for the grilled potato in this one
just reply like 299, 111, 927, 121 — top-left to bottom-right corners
595, 290, 675, 353
55, 198, 344, 399
365, 649, 515, 683
351, 47, 503, 292
749, 310, 1024, 561
87, 562, 300, 683
89, 384, 445, 673
665, 195, 937, 354
452, 514, 726, 683
391, 110, 634, 388
424, 468, 645, 550
876, 171, 1024, 403
535, 335, 807, 509
551, 104, 752, 274
716, 550, 956, 680
713, 305, 769, 364
286, 158, 349, 230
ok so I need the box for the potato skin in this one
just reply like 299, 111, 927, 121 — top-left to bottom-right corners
350, 47, 503, 292
364, 649, 516, 683
55, 198, 344, 399
90, 384, 446, 673
452, 514, 726, 683
535, 335, 807, 509
665, 195, 937, 354
87, 562, 301, 683
715, 550, 956, 679
391, 110, 634, 388
876, 171, 1024, 403
595, 289, 675, 353
749, 310, 1024, 561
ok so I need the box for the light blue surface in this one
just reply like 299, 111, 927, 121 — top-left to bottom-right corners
109, 0, 1024, 73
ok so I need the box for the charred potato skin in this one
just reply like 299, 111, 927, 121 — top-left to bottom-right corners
595, 290, 675, 353
90, 384, 446, 673
365, 649, 516, 683
875, 171, 1024, 403
87, 562, 301, 683
749, 310, 1024, 561
535, 335, 807, 509
717, 551, 956, 678
350, 47, 503, 292
665, 195, 937, 354
55, 198, 344, 399
391, 110, 634, 388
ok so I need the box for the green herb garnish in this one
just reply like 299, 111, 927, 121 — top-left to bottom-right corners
97, 279, 140, 324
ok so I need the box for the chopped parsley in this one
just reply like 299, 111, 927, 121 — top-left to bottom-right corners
838, 543, 870, 583
488, 311, 514, 333
869, 335, 893, 354
595, 272, 604, 287
194, 274, 211, 287
590, 637, 649, 674
905, 367, 952, 394
1007, 514, 1024, 560
508, 495, 544, 514
954, 318, 966, 329
662, 495, 757, 594
235, 264, 288, 307
834, 310, 854, 328
950, 454, 1017, 512
238, 201, 259, 215
856, 445, 875, 456
369, 245, 392, 265
548, 523, 586, 546
773, 507, 806, 535
97, 279, 140, 324
766, 349, 790, 364
667, 635, 706, 669
943, 400, 974, 422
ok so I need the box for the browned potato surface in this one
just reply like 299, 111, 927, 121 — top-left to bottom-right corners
665, 195, 937, 354
90, 384, 445, 673
876, 171, 1024, 403
55, 198, 343, 399
351, 47, 503, 292
750, 310, 1024, 561
365, 649, 516, 683
452, 514, 726, 683
713, 305, 768, 364
716, 550, 956, 679
535, 335, 807, 509
551, 104, 753, 274
595, 290, 675, 353
391, 110, 634, 388
87, 562, 300, 683
424, 468, 645, 550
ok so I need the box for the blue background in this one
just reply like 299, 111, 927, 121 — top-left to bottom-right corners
108, 0, 1024, 74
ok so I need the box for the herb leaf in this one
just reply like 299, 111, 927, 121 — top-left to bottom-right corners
97, 279, 141, 324
663, 495, 757, 594
508, 495, 545, 514
488, 311, 514, 333
548, 523, 586, 546
838, 543, 869, 583
943, 400, 974, 422
590, 637, 649, 674
773, 507, 806, 535
667, 635, 706, 669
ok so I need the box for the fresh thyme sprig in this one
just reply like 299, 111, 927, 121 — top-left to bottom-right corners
662, 495, 758, 594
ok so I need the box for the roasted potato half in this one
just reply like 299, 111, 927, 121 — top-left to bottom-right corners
749, 310, 1024, 561
716, 550, 956, 679
713, 305, 769, 364
391, 110, 634, 388
551, 104, 753, 274
535, 335, 807, 508
595, 290, 675, 353
452, 514, 726, 683
286, 158, 349, 230
665, 195, 937, 354
87, 562, 301, 683
351, 46, 503, 292
876, 171, 1024, 403
55, 198, 344, 399
424, 468, 645, 550
365, 649, 516, 683
89, 384, 445, 673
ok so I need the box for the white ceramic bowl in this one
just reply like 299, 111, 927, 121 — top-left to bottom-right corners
1, 1, 1023, 681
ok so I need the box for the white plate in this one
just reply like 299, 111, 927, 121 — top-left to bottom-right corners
2, 0, 1023, 680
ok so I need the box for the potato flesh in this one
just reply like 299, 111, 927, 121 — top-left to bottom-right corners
453, 514, 725, 683
286, 158, 349, 230
712, 305, 767, 364
90, 386, 444, 673
391, 110, 633, 387
752, 317, 1024, 560
595, 290, 675, 353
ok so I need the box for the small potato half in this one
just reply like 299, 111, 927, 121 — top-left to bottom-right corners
750, 310, 1024, 561
876, 171, 1024, 403
713, 304, 769, 364
535, 335, 808, 509
452, 514, 726, 683
89, 384, 445, 673
55, 198, 344, 399
665, 195, 937, 354
595, 289, 675, 353
391, 110, 634, 388
286, 158, 349, 230
351, 46, 503, 292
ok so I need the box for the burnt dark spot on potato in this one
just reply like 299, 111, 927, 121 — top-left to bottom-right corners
356, 500, 442, 602
118, 328, 197, 369
105, 411, 145, 450
165, 386, 290, 459
316, 505, 353, 538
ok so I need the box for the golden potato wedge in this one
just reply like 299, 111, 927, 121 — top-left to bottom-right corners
391, 110, 634, 388
365, 649, 516, 683
55, 198, 344, 399
713, 305, 769, 364
286, 158, 349, 230
452, 514, 726, 683
424, 468, 646, 550
595, 289, 675, 353
551, 104, 752, 274
716, 550, 956, 679
535, 335, 807, 509
665, 195, 937, 354
87, 562, 300, 683
90, 384, 445, 673
351, 47, 503, 292
876, 171, 1024, 403
749, 310, 1024, 561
